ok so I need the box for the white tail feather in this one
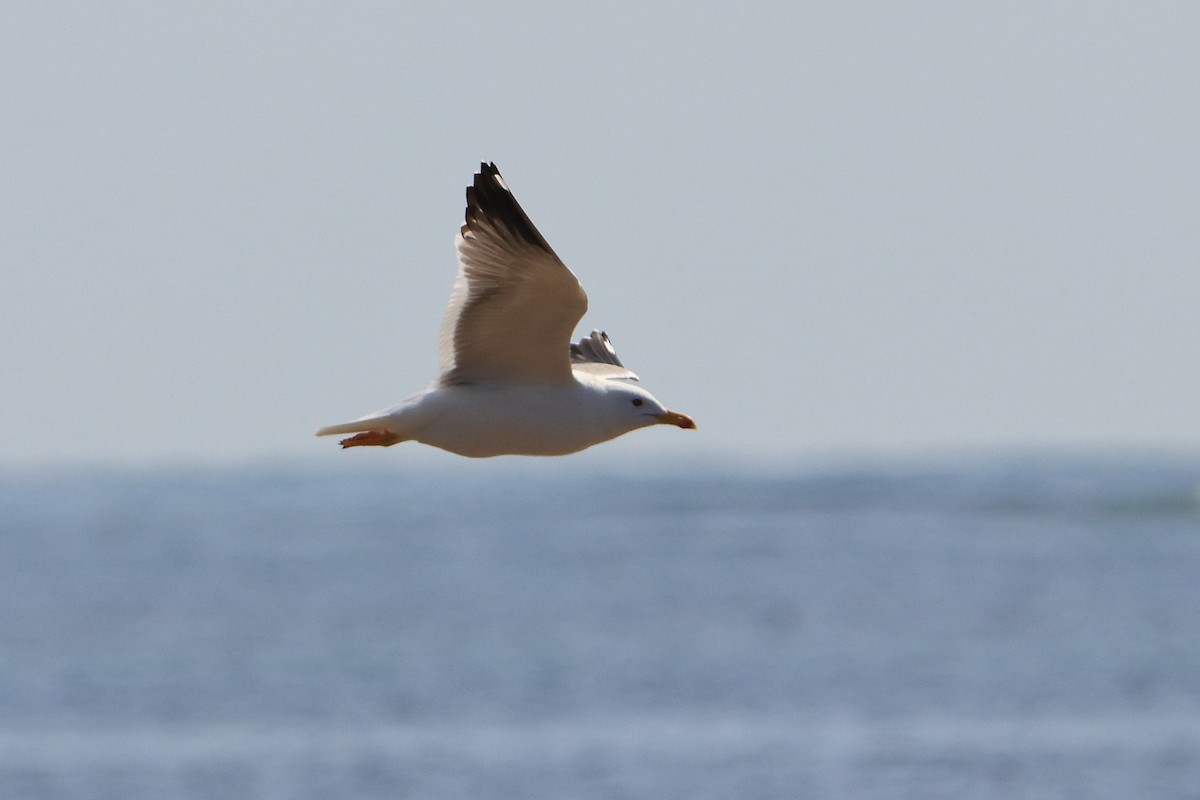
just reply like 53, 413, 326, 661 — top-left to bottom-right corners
314, 418, 389, 437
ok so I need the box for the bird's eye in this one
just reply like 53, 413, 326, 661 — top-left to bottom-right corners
631, 398, 643, 407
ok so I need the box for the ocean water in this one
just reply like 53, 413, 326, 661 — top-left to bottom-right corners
1, 458, 1199, 799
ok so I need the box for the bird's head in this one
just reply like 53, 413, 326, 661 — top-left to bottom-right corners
607, 383, 696, 432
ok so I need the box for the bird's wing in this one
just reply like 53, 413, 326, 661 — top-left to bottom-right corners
570, 330, 639, 381
437, 163, 588, 386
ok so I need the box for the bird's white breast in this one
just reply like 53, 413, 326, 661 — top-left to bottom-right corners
405, 380, 635, 457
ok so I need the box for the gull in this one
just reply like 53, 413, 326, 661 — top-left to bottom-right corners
316, 163, 695, 457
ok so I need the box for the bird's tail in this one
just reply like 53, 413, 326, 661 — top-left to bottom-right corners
315, 416, 406, 448
314, 416, 391, 438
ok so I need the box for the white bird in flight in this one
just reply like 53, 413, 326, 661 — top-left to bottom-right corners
316, 163, 695, 457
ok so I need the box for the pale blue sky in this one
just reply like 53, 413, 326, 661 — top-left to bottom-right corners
3, 2, 1198, 467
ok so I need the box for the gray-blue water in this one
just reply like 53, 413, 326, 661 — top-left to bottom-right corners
2, 458, 1199, 799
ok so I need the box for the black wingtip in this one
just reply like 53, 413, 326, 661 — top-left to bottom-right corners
463, 162, 553, 251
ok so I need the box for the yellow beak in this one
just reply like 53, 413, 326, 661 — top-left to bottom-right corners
656, 410, 697, 429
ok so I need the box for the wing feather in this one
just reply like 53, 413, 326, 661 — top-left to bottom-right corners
438, 163, 587, 385
570, 330, 639, 381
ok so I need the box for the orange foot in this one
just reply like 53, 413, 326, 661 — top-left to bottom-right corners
340, 430, 403, 448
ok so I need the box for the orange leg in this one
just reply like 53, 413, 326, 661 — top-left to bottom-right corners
340, 430, 403, 448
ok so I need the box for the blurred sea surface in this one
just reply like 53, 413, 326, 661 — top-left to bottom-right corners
2, 457, 1199, 799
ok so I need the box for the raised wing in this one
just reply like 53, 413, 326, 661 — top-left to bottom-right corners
437, 163, 588, 386
570, 330, 639, 381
